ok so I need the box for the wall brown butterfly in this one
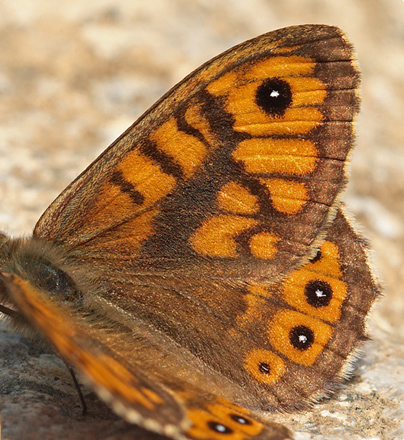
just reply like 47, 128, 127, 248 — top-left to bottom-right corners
0, 24, 380, 440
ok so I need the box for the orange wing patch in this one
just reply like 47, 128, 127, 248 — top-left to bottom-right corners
150, 117, 208, 179
233, 139, 318, 175
187, 398, 265, 440
207, 56, 326, 136
117, 150, 177, 206
281, 241, 348, 322
190, 215, 258, 257
268, 310, 332, 366
260, 179, 308, 214
249, 232, 280, 259
244, 349, 285, 385
218, 182, 259, 215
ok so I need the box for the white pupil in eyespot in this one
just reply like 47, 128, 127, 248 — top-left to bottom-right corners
215, 424, 227, 433
316, 289, 325, 297
299, 335, 308, 344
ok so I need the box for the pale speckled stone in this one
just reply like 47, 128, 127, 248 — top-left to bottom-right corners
1, 1, 404, 439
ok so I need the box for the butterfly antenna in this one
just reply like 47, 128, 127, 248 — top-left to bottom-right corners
65, 362, 87, 416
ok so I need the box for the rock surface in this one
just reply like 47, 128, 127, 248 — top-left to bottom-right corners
1, 1, 404, 439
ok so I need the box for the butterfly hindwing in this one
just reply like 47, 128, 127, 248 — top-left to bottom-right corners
223, 207, 380, 409
85, 208, 379, 411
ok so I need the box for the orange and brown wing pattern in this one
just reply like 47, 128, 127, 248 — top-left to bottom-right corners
34, 25, 360, 282
0, 271, 293, 440
0, 272, 188, 438
3, 207, 378, 440
184, 395, 293, 440
233, 207, 380, 409
90, 207, 377, 412
0, 25, 376, 440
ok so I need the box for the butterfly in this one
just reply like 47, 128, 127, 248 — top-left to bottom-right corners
0, 24, 380, 440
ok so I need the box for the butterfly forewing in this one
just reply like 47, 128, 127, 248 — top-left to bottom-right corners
34, 25, 360, 282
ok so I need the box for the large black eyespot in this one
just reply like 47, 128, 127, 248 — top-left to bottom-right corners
21, 258, 82, 304
289, 325, 315, 351
304, 280, 333, 308
255, 78, 293, 117
207, 421, 233, 434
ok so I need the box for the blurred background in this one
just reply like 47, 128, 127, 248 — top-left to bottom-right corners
0, 1, 403, 439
